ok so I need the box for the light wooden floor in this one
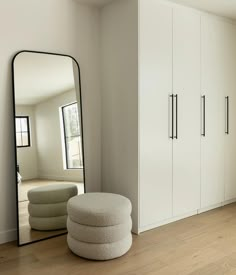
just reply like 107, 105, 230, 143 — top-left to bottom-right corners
18, 179, 84, 244
2, 203, 236, 275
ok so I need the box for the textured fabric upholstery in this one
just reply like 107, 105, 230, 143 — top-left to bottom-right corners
29, 215, 67, 231
67, 216, 132, 244
28, 184, 78, 204
28, 202, 67, 218
67, 193, 132, 226
28, 183, 77, 231
67, 193, 133, 260
67, 233, 132, 260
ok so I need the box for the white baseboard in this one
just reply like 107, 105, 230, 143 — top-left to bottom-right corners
138, 198, 236, 234
222, 198, 236, 206
0, 229, 17, 245
138, 210, 198, 234
198, 202, 223, 214
198, 198, 236, 214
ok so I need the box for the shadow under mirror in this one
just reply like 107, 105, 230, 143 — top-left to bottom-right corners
12, 51, 85, 246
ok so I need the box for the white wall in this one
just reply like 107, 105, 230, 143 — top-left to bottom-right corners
16, 105, 38, 180
0, 0, 101, 244
35, 90, 83, 182
101, 0, 139, 232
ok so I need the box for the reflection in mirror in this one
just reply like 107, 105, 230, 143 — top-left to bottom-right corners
13, 51, 85, 246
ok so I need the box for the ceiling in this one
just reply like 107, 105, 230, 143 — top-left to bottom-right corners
76, 0, 236, 20
170, 0, 236, 20
14, 52, 75, 105
76, 0, 114, 7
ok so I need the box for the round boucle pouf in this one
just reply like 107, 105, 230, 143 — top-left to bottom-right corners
28, 184, 78, 231
67, 193, 132, 260
67, 193, 132, 226
67, 233, 132, 261
28, 202, 67, 217
67, 216, 132, 244
29, 215, 67, 231
28, 184, 78, 204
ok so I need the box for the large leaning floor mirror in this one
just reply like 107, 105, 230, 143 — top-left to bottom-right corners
12, 51, 85, 246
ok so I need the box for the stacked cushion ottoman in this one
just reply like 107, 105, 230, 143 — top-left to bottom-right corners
28, 184, 78, 231
67, 193, 132, 260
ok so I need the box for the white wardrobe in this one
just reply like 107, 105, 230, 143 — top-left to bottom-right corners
101, 0, 236, 234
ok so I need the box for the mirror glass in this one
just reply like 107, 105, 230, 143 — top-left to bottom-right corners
13, 51, 85, 246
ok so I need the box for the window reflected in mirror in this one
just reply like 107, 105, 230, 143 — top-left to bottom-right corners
16, 116, 31, 147
61, 102, 83, 169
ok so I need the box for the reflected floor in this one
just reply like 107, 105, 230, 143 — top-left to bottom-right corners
18, 179, 84, 244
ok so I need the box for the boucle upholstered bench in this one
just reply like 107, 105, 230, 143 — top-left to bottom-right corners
67, 193, 132, 260
28, 184, 78, 231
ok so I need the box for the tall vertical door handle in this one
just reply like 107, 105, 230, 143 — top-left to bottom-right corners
174, 94, 178, 139
201, 95, 206, 137
169, 94, 174, 139
225, 96, 229, 134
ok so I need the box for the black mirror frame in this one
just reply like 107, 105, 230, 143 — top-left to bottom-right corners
12, 50, 86, 247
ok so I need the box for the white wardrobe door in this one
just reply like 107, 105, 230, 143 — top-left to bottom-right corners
224, 22, 236, 201
172, 7, 201, 216
139, 0, 173, 227
201, 16, 225, 209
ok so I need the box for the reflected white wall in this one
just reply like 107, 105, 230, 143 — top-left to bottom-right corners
35, 89, 83, 182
